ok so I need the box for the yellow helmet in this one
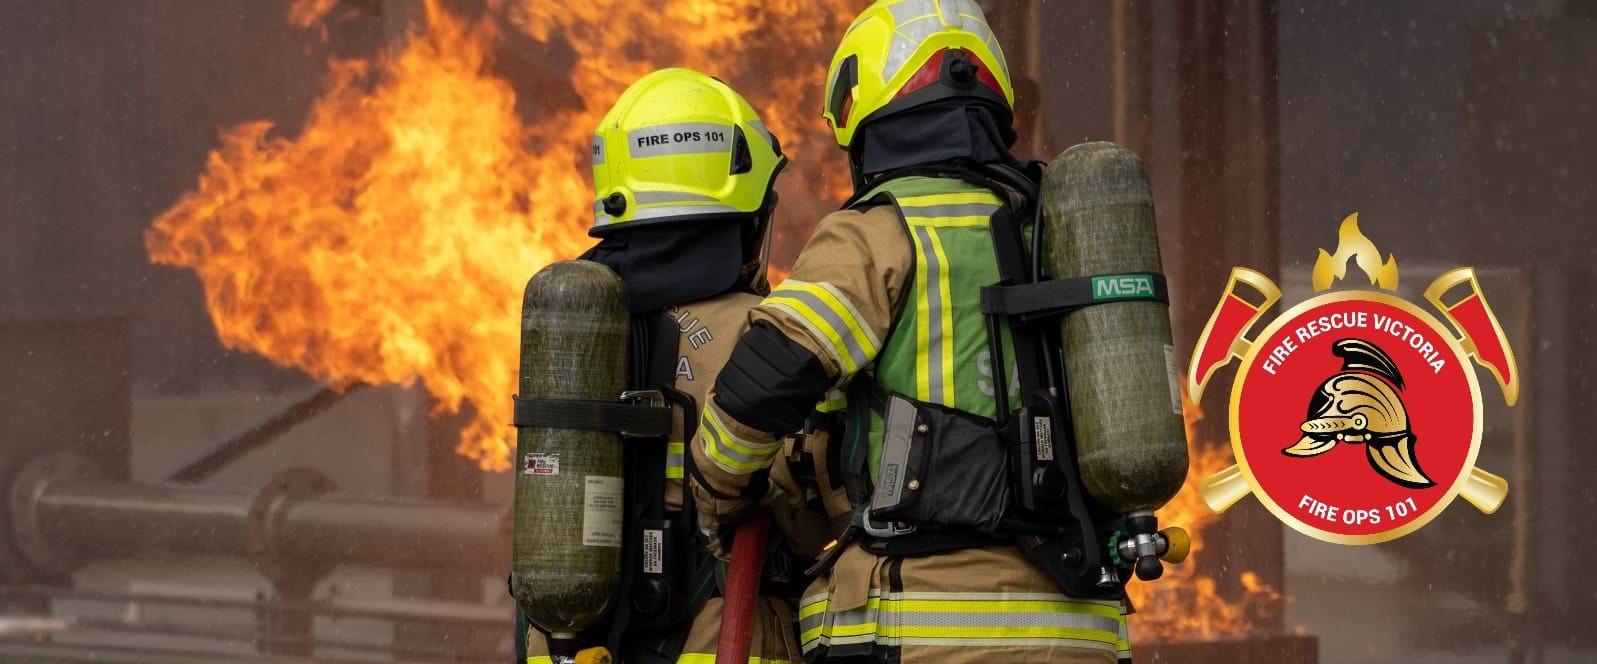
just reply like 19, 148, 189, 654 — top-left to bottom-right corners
590, 68, 785, 236
822, 0, 1014, 150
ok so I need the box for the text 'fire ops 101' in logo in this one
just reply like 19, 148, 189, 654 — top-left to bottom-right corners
1187, 214, 1521, 544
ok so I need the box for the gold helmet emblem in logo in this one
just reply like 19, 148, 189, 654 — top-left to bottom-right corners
1284, 338, 1434, 488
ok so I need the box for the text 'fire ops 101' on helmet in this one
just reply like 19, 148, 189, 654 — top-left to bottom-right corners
590, 68, 786, 236
822, 0, 1015, 150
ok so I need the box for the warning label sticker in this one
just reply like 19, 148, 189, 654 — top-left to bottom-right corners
642, 528, 664, 574
523, 452, 559, 476
582, 475, 624, 548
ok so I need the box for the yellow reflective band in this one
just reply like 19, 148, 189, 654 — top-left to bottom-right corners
665, 441, 685, 480
890, 598, 1122, 618
909, 228, 933, 402
926, 227, 955, 407
903, 214, 993, 228
886, 624, 1119, 642
763, 280, 879, 374
676, 654, 791, 664
701, 407, 781, 475
801, 280, 882, 357
1117, 609, 1132, 656
528, 657, 553, 664
897, 191, 1004, 228
763, 297, 858, 373
799, 589, 1122, 653
895, 191, 1000, 207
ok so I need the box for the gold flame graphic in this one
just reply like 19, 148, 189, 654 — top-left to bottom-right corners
1311, 213, 1399, 292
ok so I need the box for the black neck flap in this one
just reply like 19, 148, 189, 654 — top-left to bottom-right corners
580, 219, 760, 313
850, 99, 1019, 189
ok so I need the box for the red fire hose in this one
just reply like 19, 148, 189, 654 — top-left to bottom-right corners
715, 510, 773, 664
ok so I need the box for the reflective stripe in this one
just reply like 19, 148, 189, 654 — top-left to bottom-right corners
800, 589, 1122, 653
627, 122, 733, 157
762, 280, 880, 374
748, 119, 774, 148
816, 388, 847, 413
625, 203, 743, 222
1117, 610, 1132, 659
591, 135, 605, 166
897, 191, 1001, 207
882, 0, 943, 82
666, 441, 685, 480
701, 407, 782, 475
676, 654, 791, 664
635, 190, 718, 204
898, 192, 1002, 228
909, 226, 953, 405
881, 0, 1002, 84
888, 0, 939, 24
897, 202, 998, 219
528, 657, 553, 664
592, 192, 740, 229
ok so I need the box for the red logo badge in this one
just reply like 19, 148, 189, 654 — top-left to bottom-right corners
1187, 214, 1520, 544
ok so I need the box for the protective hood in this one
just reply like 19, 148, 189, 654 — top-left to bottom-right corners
850, 99, 1018, 188
580, 218, 763, 313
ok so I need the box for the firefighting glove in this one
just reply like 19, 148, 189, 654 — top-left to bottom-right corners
695, 477, 795, 561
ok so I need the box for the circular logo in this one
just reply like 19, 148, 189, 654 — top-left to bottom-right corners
1230, 290, 1482, 544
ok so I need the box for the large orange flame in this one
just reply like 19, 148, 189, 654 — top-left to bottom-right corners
1126, 378, 1282, 641
147, 0, 855, 470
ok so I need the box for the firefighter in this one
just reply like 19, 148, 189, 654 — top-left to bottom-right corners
523, 67, 822, 664
690, 2, 1132, 663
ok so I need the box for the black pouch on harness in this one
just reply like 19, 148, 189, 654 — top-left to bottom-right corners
868, 393, 1010, 535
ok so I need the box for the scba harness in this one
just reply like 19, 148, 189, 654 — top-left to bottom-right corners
814, 170, 1171, 601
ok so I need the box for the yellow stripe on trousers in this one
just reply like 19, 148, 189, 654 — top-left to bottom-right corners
799, 590, 1122, 653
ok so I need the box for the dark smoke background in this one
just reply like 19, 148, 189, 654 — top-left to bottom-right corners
1, 1, 1594, 662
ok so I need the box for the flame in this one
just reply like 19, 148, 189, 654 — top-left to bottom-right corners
1127, 377, 1282, 641
1311, 212, 1399, 292
147, 0, 857, 470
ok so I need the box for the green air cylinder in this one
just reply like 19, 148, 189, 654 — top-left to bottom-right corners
1042, 142, 1188, 516
511, 259, 627, 642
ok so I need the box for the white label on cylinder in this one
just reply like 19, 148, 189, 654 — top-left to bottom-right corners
1164, 344, 1183, 415
582, 475, 624, 547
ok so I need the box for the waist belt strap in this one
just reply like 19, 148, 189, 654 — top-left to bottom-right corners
512, 395, 673, 437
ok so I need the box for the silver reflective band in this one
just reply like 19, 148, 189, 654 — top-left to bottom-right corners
627, 203, 742, 221
768, 287, 875, 370
748, 119, 774, 148
898, 202, 998, 219
592, 135, 605, 166
634, 190, 717, 204
913, 225, 947, 404
627, 122, 733, 158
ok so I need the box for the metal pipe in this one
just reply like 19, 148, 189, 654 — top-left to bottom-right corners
35, 480, 256, 558
276, 494, 505, 572
12, 456, 505, 575
167, 384, 364, 484
0, 585, 511, 626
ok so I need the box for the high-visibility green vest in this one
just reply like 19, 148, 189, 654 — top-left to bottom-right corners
856, 175, 1021, 483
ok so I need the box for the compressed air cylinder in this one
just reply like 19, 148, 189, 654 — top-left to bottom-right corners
511, 260, 627, 641
1042, 142, 1188, 515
